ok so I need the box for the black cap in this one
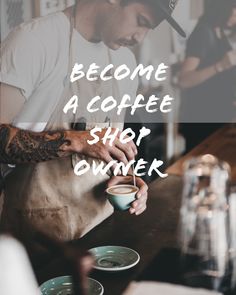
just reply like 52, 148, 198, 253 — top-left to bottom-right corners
155, 0, 186, 37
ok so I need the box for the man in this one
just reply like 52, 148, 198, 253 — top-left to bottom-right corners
0, 0, 185, 241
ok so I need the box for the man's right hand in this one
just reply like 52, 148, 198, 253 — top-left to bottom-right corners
64, 128, 138, 165
0, 125, 137, 166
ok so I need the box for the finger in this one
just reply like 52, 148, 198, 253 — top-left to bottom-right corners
101, 152, 115, 165
100, 152, 120, 174
114, 140, 136, 161
116, 135, 138, 157
135, 204, 147, 215
132, 194, 148, 206
109, 147, 129, 164
120, 135, 138, 156
131, 196, 148, 212
125, 137, 138, 156
129, 207, 136, 214
129, 203, 147, 215
135, 178, 148, 198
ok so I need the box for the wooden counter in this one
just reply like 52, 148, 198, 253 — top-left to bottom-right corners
35, 176, 183, 295
33, 124, 236, 294
167, 124, 236, 181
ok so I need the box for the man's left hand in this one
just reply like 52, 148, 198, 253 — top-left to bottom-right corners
107, 176, 148, 215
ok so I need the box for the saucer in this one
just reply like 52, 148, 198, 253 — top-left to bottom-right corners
40, 276, 104, 295
89, 246, 140, 272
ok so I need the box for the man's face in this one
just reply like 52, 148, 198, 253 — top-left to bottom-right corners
99, 2, 161, 50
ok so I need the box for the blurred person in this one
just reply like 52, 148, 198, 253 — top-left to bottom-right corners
178, 0, 236, 151
0, 235, 40, 295
0, 234, 94, 295
0, 0, 185, 241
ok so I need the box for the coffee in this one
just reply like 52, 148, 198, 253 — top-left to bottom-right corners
107, 185, 138, 195
106, 185, 139, 211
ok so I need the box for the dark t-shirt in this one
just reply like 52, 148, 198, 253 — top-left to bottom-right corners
181, 21, 236, 122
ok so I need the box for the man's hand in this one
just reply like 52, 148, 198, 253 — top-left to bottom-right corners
0, 125, 137, 166
65, 128, 137, 166
107, 175, 148, 215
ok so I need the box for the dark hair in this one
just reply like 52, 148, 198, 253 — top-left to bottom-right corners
201, 0, 236, 28
121, 0, 156, 8
121, 0, 166, 20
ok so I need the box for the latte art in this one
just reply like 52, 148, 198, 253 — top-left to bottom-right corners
106, 185, 138, 210
107, 185, 138, 195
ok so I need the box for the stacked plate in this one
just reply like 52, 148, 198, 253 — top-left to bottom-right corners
40, 276, 103, 295
40, 246, 140, 294
89, 246, 140, 272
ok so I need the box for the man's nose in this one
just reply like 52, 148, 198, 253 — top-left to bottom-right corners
133, 29, 149, 44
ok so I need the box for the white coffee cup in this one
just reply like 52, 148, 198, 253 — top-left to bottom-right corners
106, 184, 139, 211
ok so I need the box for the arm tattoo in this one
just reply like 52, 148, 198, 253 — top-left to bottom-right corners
0, 124, 71, 164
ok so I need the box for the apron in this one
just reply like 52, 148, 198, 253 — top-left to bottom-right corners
1, 19, 123, 241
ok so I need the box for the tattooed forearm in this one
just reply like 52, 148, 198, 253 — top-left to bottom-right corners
0, 124, 71, 164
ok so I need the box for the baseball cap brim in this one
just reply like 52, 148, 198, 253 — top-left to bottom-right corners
156, 1, 186, 37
